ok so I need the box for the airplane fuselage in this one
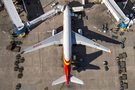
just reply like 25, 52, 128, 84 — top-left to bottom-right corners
63, 6, 72, 84
21, 5, 112, 86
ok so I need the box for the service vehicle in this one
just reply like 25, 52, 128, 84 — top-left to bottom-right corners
6, 44, 21, 52
121, 43, 124, 49
6, 41, 22, 52
112, 35, 118, 39
116, 52, 127, 60
121, 37, 126, 43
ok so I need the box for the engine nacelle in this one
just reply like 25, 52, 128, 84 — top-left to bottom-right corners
78, 29, 82, 35
52, 29, 57, 36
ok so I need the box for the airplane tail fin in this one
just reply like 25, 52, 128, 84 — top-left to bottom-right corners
52, 74, 84, 86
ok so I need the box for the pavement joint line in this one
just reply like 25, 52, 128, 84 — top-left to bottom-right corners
113, 44, 118, 78
108, 14, 114, 22
43, 0, 55, 10
86, 5, 102, 13
31, 67, 41, 83
49, 17, 53, 21
53, 15, 55, 29
1, 30, 9, 37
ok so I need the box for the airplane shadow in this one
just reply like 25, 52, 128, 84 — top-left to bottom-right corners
68, 0, 95, 9
71, 17, 121, 44
24, 0, 44, 21
82, 50, 102, 70
68, 1, 83, 7
72, 45, 102, 72
70, 3, 121, 72
115, 0, 134, 15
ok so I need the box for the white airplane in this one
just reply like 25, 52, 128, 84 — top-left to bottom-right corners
21, 5, 112, 86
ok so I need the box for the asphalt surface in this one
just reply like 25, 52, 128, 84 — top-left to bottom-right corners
0, 0, 135, 90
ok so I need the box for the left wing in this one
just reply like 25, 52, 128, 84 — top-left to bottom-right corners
72, 31, 112, 53
21, 31, 63, 54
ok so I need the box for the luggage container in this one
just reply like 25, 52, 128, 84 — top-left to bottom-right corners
72, 6, 84, 12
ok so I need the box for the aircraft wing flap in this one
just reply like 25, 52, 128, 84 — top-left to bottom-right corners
21, 31, 63, 54
72, 31, 112, 53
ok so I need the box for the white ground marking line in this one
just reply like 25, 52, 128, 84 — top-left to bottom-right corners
94, 26, 97, 29
47, 30, 52, 32
2, 31, 9, 36
86, 20, 102, 32
2, 31, 6, 34
98, 29, 102, 32
87, 20, 104, 33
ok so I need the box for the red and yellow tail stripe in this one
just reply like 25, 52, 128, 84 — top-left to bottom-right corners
63, 56, 72, 65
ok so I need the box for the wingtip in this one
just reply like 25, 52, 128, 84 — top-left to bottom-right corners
52, 82, 55, 86
21, 51, 25, 54
80, 81, 84, 85
110, 50, 113, 53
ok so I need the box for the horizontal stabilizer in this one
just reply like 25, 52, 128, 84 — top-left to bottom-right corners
70, 74, 84, 85
52, 75, 66, 86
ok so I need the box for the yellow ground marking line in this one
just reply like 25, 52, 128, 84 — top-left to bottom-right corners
60, 82, 65, 90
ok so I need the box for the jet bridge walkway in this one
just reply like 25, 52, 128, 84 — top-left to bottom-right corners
3, 0, 64, 36
102, 0, 130, 29
25, 5, 64, 28
3, 0, 24, 35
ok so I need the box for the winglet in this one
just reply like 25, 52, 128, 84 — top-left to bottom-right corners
21, 51, 25, 54
110, 50, 113, 53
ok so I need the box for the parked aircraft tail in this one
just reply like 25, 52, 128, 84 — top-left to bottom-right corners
52, 74, 84, 86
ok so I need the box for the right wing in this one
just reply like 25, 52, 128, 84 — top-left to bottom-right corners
72, 31, 112, 53
21, 31, 63, 54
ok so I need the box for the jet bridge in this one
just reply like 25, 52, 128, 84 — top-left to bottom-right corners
3, 0, 64, 36
3, 0, 25, 35
25, 5, 64, 28
102, 0, 130, 29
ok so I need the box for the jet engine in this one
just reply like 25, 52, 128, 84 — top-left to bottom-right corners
52, 29, 57, 36
78, 29, 82, 35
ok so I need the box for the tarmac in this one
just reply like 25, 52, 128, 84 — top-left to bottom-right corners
0, 0, 135, 90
